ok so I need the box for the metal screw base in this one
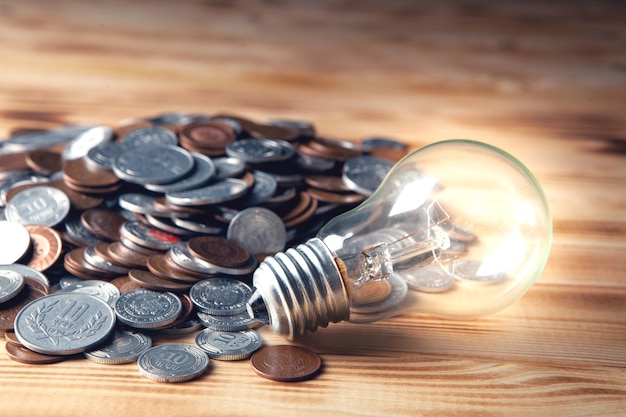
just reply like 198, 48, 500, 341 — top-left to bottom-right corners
247, 237, 350, 339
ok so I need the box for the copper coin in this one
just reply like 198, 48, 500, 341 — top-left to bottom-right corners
146, 254, 199, 284
106, 241, 149, 268
283, 198, 318, 229
63, 247, 118, 280
280, 192, 312, 223
110, 275, 132, 292
24, 225, 63, 272
187, 236, 250, 268
47, 179, 104, 210
26, 149, 63, 175
305, 175, 352, 193
62, 158, 120, 187
119, 279, 145, 294
5, 342, 66, 364
129, 268, 192, 292
351, 280, 393, 306
248, 123, 300, 142
0, 284, 47, 330
179, 121, 236, 154
4, 330, 20, 345
250, 345, 322, 382
0, 152, 29, 172
81, 209, 126, 241
307, 188, 365, 205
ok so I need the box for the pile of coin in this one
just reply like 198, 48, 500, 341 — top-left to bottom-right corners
0, 112, 407, 382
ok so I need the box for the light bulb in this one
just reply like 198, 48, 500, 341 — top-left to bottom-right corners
247, 140, 552, 339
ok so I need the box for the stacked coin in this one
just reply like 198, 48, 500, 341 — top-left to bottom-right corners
0, 111, 413, 381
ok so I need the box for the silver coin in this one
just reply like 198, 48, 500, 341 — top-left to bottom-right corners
0, 221, 31, 264
0, 269, 25, 304
119, 221, 181, 251
0, 125, 93, 153
267, 118, 315, 137
239, 170, 277, 206
137, 344, 209, 383
61, 126, 113, 161
212, 157, 246, 179
113, 144, 194, 185
171, 215, 225, 235
58, 276, 82, 289
225, 138, 295, 163
405, 265, 456, 293
14, 292, 116, 355
114, 289, 182, 329
196, 310, 256, 332
144, 214, 195, 236
0, 263, 50, 289
361, 137, 408, 153
452, 260, 507, 285
5, 186, 70, 227
342, 155, 394, 196
194, 328, 262, 360
60, 279, 121, 308
83, 245, 130, 275
84, 329, 152, 365
155, 318, 203, 336
0, 173, 50, 205
121, 126, 178, 147
64, 215, 101, 246
165, 178, 248, 206
147, 112, 196, 126
145, 153, 216, 193
169, 242, 258, 276
118, 193, 160, 215
350, 274, 408, 314
227, 207, 286, 255
296, 152, 336, 172
86, 141, 128, 169
189, 278, 252, 316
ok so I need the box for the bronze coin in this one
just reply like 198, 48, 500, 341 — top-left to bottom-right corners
280, 192, 312, 222
110, 275, 132, 292
62, 158, 120, 187
63, 247, 117, 280
0, 152, 29, 173
119, 279, 145, 294
128, 269, 192, 292
248, 123, 300, 142
161, 293, 195, 329
187, 236, 250, 268
146, 254, 199, 284
307, 187, 365, 205
283, 198, 318, 229
47, 179, 104, 210
26, 149, 63, 175
5, 342, 66, 364
351, 280, 393, 306
250, 345, 322, 382
24, 225, 63, 272
4, 330, 20, 345
106, 241, 149, 268
305, 175, 352, 193
179, 121, 236, 153
0, 284, 47, 330
81, 209, 126, 241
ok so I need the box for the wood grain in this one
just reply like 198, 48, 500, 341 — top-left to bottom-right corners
1, 1, 625, 416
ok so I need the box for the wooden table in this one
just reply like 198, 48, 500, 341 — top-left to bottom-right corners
1, 1, 625, 416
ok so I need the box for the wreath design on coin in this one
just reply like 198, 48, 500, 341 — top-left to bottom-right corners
25, 300, 108, 346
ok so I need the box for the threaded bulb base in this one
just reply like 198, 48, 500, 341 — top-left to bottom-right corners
247, 237, 350, 339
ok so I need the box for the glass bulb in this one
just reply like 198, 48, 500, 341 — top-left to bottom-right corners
247, 140, 552, 339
